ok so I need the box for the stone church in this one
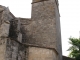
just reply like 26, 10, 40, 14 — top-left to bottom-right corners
0, 0, 62, 60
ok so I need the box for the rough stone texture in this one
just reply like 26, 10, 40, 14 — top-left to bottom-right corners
28, 47, 57, 60
0, 6, 10, 37
9, 18, 22, 43
6, 39, 26, 60
20, 0, 61, 60
22, 0, 57, 48
0, 0, 62, 60
0, 22, 10, 37
21, 0, 62, 55
20, 18, 32, 43
0, 6, 26, 60
0, 44, 6, 60
0, 6, 14, 60
6, 17, 26, 60
9, 19, 18, 39
6, 39, 19, 60
0, 38, 6, 60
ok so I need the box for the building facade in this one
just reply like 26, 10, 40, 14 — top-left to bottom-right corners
0, 0, 62, 60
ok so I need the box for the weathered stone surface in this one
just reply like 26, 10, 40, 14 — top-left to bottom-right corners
9, 20, 18, 39
20, 18, 31, 25
0, 6, 15, 38
0, 5, 5, 12
20, 18, 32, 43
0, 6, 15, 60
21, 0, 56, 49
0, 7, 4, 12
6, 39, 26, 60
18, 33, 22, 43
17, 19, 22, 43
0, 34, 25, 60
21, 0, 59, 51
0, 44, 6, 60
28, 47, 57, 60
0, 22, 10, 37
32, 0, 55, 20
20, 0, 62, 60
0, 6, 24, 60
1, 7, 14, 22
0, 0, 62, 60
0, 38, 22, 60
9, 18, 22, 43
0, 38, 6, 60
18, 45, 26, 60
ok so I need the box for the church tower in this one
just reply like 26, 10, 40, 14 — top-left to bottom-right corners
24, 0, 62, 60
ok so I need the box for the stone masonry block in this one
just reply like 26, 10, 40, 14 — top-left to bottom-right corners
28, 47, 57, 60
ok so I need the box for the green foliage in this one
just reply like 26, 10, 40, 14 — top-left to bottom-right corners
68, 37, 80, 60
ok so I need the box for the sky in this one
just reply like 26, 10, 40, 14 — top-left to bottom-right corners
0, 0, 80, 56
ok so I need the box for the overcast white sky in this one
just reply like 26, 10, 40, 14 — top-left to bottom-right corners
0, 0, 80, 56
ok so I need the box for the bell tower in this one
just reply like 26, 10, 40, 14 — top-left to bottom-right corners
24, 0, 62, 60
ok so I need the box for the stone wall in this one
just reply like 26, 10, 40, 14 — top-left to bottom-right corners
6, 39, 26, 60
28, 47, 57, 60
20, 18, 32, 43
0, 6, 26, 60
7, 17, 26, 60
20, 0, 62, 60
25, 0, 57, 50
0, 5, 13, 60
0, 38, 6, 60
0, 0, 62, 60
